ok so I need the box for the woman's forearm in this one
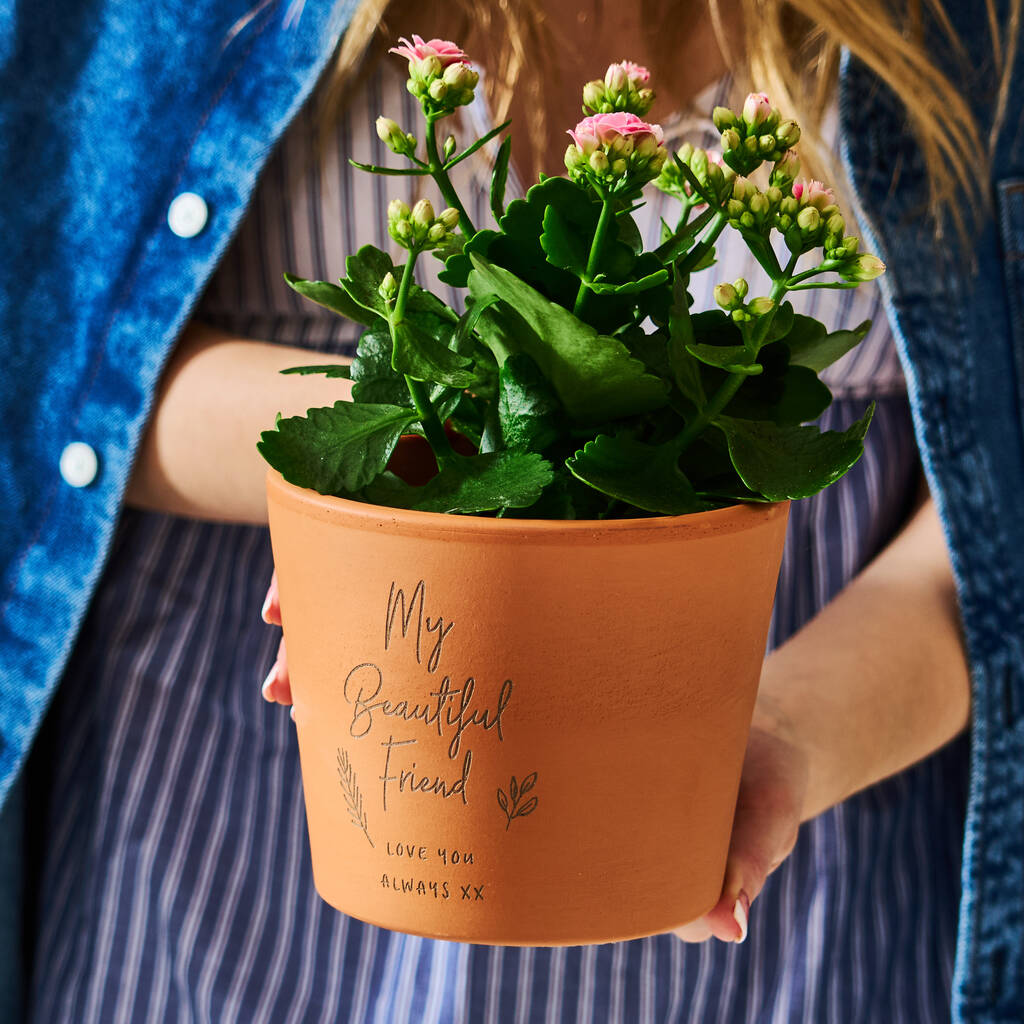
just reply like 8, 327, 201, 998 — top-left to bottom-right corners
124, 320, 353, 523
754, 484, 971, 822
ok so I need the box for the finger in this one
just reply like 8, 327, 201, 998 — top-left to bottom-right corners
260, 570, 281, 626
260, 635, 293, 705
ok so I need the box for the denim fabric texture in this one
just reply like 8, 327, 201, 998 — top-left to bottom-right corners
1, 0, 1022, 1021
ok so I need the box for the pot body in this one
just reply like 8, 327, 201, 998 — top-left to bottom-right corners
266, 469, 789, 946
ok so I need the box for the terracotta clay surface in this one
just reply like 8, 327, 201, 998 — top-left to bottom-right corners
266, 469, 789, 946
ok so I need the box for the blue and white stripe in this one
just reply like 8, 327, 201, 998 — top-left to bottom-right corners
25, 62, 968, 1023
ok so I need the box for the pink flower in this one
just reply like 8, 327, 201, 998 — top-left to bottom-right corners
792, 179, 835, 211
568, 112, 664, 155
389, 35, 468, 68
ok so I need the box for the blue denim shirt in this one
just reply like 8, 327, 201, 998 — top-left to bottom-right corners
1, 1, 1021, 1020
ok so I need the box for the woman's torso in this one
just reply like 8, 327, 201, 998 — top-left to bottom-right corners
24, 59, 969, 1024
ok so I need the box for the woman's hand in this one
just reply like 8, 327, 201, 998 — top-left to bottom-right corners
671, 700, 809, 944
260, 571, 293, 705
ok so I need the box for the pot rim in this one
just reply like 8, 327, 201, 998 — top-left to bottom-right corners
266, 470, 790, 542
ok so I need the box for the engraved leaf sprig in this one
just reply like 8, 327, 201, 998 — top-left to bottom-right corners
497, 771, 539, 830
337, 747, 375, 848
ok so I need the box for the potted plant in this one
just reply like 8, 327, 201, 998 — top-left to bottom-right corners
259, 36, 883, 946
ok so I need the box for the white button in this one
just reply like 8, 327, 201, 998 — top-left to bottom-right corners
167, 191, 208, 238
59, 442, 99, 488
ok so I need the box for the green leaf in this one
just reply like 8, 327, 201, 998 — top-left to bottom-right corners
783, 316, 871, 372
467, 254, 667, 422
258, 401, 418, 494
347, 159, 429, 176
686, 342, 763, 375
366, 452, 554, 513
586, 268, 670, 295
566, 434, 711, 514
391, 318, 476, 388
443, 120, 512, 170
438, 229, 501, 287
715, 403, 875, 501
722, 344, 832, 426
667, 268, 705, 407
350, 324, 408, 405
540, 205, 588, 275
490, 136, 512, 222
498, 353, 564, 453
284, 274, 376, 328
340, 245, 454, 324
280, 363, 352, 379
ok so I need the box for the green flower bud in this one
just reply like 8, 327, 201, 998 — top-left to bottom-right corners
721, 127, 741, 152
426, 223, 447, 244
378, 271, 398, 300
733, 278, 749, 299
841, 253, 886, 281
749, 193, 770, 217
443, 134, 456, 159
775, 120, 801, 148
438, 207, 460, 230
583, 80, 605, 111
611, 157, 628, 176
388, 198, 410, 222
726, 199, 746, 220
841, 235, 860, 255
712, 106, 738, 132
747, 296, 775, 317
411, 198, 435, 226
589, 150, 610, 175
565, 143, 584, 173
797, 206, 821, 233
758, 134, 776, 156
714, 282, 738, 309
428, 79, 448, 102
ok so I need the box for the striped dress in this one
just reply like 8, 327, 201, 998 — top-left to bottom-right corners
24, 62, 970, 1023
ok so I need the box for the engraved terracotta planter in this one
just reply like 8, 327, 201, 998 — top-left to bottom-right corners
266, 457, 789, 946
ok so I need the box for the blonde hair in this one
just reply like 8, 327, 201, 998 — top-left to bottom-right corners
318, 0, 1021, 237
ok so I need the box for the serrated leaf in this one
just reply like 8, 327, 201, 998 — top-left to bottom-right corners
566, 434, 711, 514
391, 319, 476, 387
540, 204, 588, 275
715, 403, 875, 501
258, 401, 418, 495
467, 254, 666, 422
351, 324, 408, 405
280, 363, 352, 379
784, 316, 870, 372
498, 353, 564, 453
686, 342, 763, 375
340, 245, 454, 323
722, 344, 832, 426
490, 136, 512, 222
366, 451, 554, 514
284, 274, 376, 327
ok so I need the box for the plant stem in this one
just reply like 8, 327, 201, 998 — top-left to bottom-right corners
677, 210, 728, 276
391, 250, 457, 467
425, 116, 475, 238
673, 253, 799, 455
573, 188, 615, 319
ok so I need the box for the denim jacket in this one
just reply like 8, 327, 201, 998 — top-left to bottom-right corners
1, 1, 1021, 1020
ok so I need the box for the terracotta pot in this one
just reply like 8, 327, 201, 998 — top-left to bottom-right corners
266, 464, 789, 946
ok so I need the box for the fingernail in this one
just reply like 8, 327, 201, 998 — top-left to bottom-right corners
261, 664, 278, 701
733, 891, 749, 943
260, 592, 273, 623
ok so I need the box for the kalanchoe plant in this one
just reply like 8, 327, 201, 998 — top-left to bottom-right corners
259, 38, 884, 519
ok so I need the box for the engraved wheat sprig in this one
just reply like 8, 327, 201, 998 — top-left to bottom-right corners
497, 770, 539, 831
337, 747, 375, 848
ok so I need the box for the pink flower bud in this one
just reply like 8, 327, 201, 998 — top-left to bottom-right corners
605, 63, 628, 93
792, 179, 835, 211
742, 92, 773, 128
